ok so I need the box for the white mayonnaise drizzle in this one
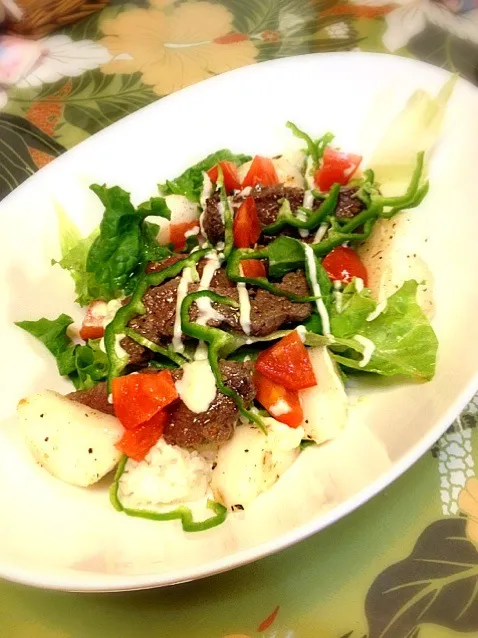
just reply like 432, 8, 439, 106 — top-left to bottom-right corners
175, 359, 217, 413
355, 335, 375, 367
366, 299, 387, 322
172, 266, 194, 353
270, 399, 292, 417
298, 190, 314, 239
196, 251, 223, 326
237, 282, 252, 335
114, 334, 128, 359
355, 277, 364, 293
314, 222, 328, 243
199, 171, 214, 236
184, 226, 200, 238
333, 280, 343, 313
303, 243, 331, 335
217, 200, 225, 224
305, 155, 315, 190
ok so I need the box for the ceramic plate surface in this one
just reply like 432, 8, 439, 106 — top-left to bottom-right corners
1, 52, 478, 591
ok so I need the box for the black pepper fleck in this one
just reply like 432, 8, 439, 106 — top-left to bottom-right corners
44, 437, 49, 442
40, 414, 44, 418
88, 448, 93, 454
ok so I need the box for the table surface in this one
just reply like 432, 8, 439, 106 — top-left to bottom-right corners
2, 1, 478, 636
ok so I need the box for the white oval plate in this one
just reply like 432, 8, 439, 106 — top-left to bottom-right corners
1, 52, 478, 592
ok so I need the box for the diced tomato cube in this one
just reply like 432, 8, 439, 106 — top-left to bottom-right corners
170, 221, 199, 252
233, 196, 262, 248
314, 147, 362, 192
254, 371, 303, 428
255, 331, 317, 391
116, 410, 168, 461
241, 259, 267, 278
112, 371, 178, 430
207, 161, 241, 192
242, 156, 279, 188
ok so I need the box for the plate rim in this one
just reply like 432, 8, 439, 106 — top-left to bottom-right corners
2, 50, 478, 592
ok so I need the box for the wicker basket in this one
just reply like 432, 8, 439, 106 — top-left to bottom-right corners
6, 0, 109, 38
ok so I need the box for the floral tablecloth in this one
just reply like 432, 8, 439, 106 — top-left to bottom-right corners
2, 1, 478, 636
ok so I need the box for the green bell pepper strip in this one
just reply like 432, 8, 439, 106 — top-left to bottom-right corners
110, 456, 227, 532
286, 122, 334, 168
123, 328, 186, 367
226, 246, 317, 301
104, 248, 209, 384
261, 184, 340, 235
312, 152, 428, 256
180, 290, 267, 433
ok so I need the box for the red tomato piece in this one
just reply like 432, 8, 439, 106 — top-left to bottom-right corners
255, 331, 317, 391
322, 246, 368, 286
242, 156, 279, 188
112, 371, 178, 430
207, 161, 241, 192
79, 300, 107, 341
314, 147, 362, 192
254, 371, 303, 428
240, 259, 267, 278
233, 196, 262, 248
116, 410, 168, 462
170, 221, 199, 252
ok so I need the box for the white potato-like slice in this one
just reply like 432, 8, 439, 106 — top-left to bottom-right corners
299, 346, 348, 444
237, 156, 305, 189
211, 419, 303, 510
17, 390, 124, 487
357, 215, 434, 319
155, 194, 200, 244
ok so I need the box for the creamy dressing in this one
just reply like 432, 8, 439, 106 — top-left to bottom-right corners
194, 341, 209, 361
217, 200, 225, 224
314, 222, 328, 243
305, 155, 315, 190
237, 282, 252, 335
199, 172, 214, 236
367, 300, 387, 322
303, 243, 331, 335
196, 251, 223, 326
173, 266, 194, 353
199, 172, 214, 211
184, 225, 200, 238
333, 280, 343, 314
114, 334, 128, 359
354, 335, 375, 367
239, 186, 252, 197
354, 277, 364, 293
298, 191, 313, 239
269, 399, 292, 417
175, 359, 217, 414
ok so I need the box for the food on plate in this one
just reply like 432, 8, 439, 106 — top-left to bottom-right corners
16, 105, 444, 531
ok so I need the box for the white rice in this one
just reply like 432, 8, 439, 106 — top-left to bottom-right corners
118, 438, 214, 510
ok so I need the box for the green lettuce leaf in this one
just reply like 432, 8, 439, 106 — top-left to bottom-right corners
16, 314, 108, 389
329, 281, 376, 338
52, 205, 108, 306
16, 314, 76, 376
159, 150, 251, 202
86, 186, 171, 299
329, 280, 438, 381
